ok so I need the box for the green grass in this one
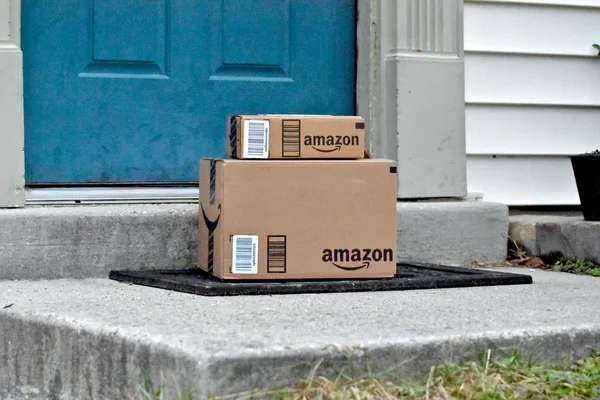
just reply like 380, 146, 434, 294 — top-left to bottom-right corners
127, 378, 195, 400
131, 351, 600, 400
552, 258, 600, 277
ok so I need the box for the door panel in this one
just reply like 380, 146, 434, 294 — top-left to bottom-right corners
22, 0, 356, 183
93, 1, 162, 63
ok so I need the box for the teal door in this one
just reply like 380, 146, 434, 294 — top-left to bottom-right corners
22, 0, 356, 183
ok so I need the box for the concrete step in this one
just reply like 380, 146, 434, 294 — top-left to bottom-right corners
0, 201, 508, 280
509, 214, 600, 263
1, 268, 600, 399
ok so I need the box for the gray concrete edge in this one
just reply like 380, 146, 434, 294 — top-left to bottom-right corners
397, 200, 508, 265
2, 310, 599, 399
0, 201, 508, 280
509, 214, 600, 264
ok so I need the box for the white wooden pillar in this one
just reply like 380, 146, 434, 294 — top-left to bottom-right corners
0, 0, 24, 207
358, 0, 467, 199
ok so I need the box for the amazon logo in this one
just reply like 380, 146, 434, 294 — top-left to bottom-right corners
322, 248, 394, 271
304, 135, 359, 153
201, 203, 221, 232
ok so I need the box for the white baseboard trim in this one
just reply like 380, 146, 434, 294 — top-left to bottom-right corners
26, 187, 200, 205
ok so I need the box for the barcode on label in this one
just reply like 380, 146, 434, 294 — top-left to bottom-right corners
267, 235, 287, 273
243, 120, 269, 158
232, 235, 259, 274
282, 120, 301, 157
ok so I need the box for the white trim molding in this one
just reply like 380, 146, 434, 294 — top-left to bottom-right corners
26, 187, 200, 205
358, 0, 467, 198
0, 0, 24, 207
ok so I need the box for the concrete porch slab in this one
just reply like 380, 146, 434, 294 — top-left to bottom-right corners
0, 201, 508, 280
0, 204, 199, 280
1, 268, 599, 399
509, 214, 600, 263
397, 201, 507, 265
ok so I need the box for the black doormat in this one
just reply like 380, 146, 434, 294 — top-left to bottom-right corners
109, 263, 532, 296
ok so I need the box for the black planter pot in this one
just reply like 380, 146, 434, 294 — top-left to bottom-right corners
570, 152, 600, 221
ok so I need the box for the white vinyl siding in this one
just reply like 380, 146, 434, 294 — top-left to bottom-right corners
464, 0, 600, 205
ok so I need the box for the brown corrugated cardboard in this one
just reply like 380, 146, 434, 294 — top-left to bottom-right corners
199, 158, 397, 280
227, 115, 365, 159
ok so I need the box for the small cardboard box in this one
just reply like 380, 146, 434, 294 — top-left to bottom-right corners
227, 115, 365, 159
199, 158, 397, 280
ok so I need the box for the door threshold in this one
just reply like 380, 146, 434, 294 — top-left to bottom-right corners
26, 187, 199, 205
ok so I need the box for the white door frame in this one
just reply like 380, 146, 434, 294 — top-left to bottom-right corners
0, 0, 24, 207
358, 0, 467, 199
0, 0, 467, 207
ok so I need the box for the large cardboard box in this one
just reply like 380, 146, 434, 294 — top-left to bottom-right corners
199, 158, 397, 280
227, 115, 365, 159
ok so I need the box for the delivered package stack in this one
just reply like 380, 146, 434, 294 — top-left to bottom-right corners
199, 115, 397, 280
